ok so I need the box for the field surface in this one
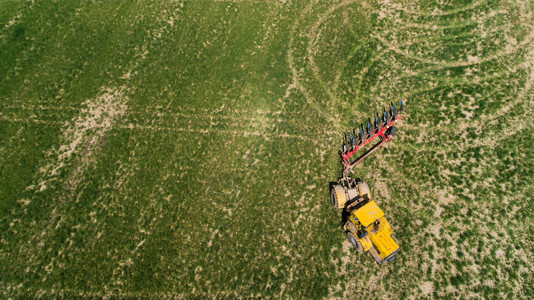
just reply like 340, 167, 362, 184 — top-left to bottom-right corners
1, 0, 533, 298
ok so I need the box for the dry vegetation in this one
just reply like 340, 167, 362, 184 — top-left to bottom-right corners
0, 0, 532, 298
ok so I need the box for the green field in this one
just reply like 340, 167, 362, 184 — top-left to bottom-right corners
1, 0, 533, 298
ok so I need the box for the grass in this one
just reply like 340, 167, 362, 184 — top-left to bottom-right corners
1, 0, 533, 298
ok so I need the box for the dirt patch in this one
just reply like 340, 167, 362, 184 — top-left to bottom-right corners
34, 87, 127, 192
420, 281, 434, 296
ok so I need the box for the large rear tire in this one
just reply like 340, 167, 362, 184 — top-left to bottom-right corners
330, 186, 338, 208
357, 182, 370, 197
331, 185, 347, 209
347, 232, 363, 252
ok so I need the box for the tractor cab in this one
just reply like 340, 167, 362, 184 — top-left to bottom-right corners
348, 200, 400, 263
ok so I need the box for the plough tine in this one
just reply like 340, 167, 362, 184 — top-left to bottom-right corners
374, 116, 380, 134
377, 112, 382, 129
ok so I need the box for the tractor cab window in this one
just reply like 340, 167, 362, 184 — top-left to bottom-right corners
371, 220, 381, 233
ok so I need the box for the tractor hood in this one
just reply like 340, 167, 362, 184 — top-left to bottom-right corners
370, 228, 400, 259
353, 200, 384, 227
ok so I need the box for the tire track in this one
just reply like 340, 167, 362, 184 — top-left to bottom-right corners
0, 113, 339, 143
374, 32, 532, 69
306, 0, 371, 114
286, 1, 341, 128
382, 0, 487, 17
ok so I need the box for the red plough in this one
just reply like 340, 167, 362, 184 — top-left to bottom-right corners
341, 101, 405, 172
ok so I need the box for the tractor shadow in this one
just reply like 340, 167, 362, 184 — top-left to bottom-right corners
329, 180, 361, 229
341, 209, 351, 228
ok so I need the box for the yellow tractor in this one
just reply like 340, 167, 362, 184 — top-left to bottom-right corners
330, 101, 403, 264
331, 179, 400, 264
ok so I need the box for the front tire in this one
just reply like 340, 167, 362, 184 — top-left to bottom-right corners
347, 232, 363, 252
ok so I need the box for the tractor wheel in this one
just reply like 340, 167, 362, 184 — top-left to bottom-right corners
357, 182, 370, 197
330, 186, 338, 208
386, 126, 397, 138
347, 232, 363, 252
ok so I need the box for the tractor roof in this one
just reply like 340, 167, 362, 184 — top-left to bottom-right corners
353, 200, 384, 227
